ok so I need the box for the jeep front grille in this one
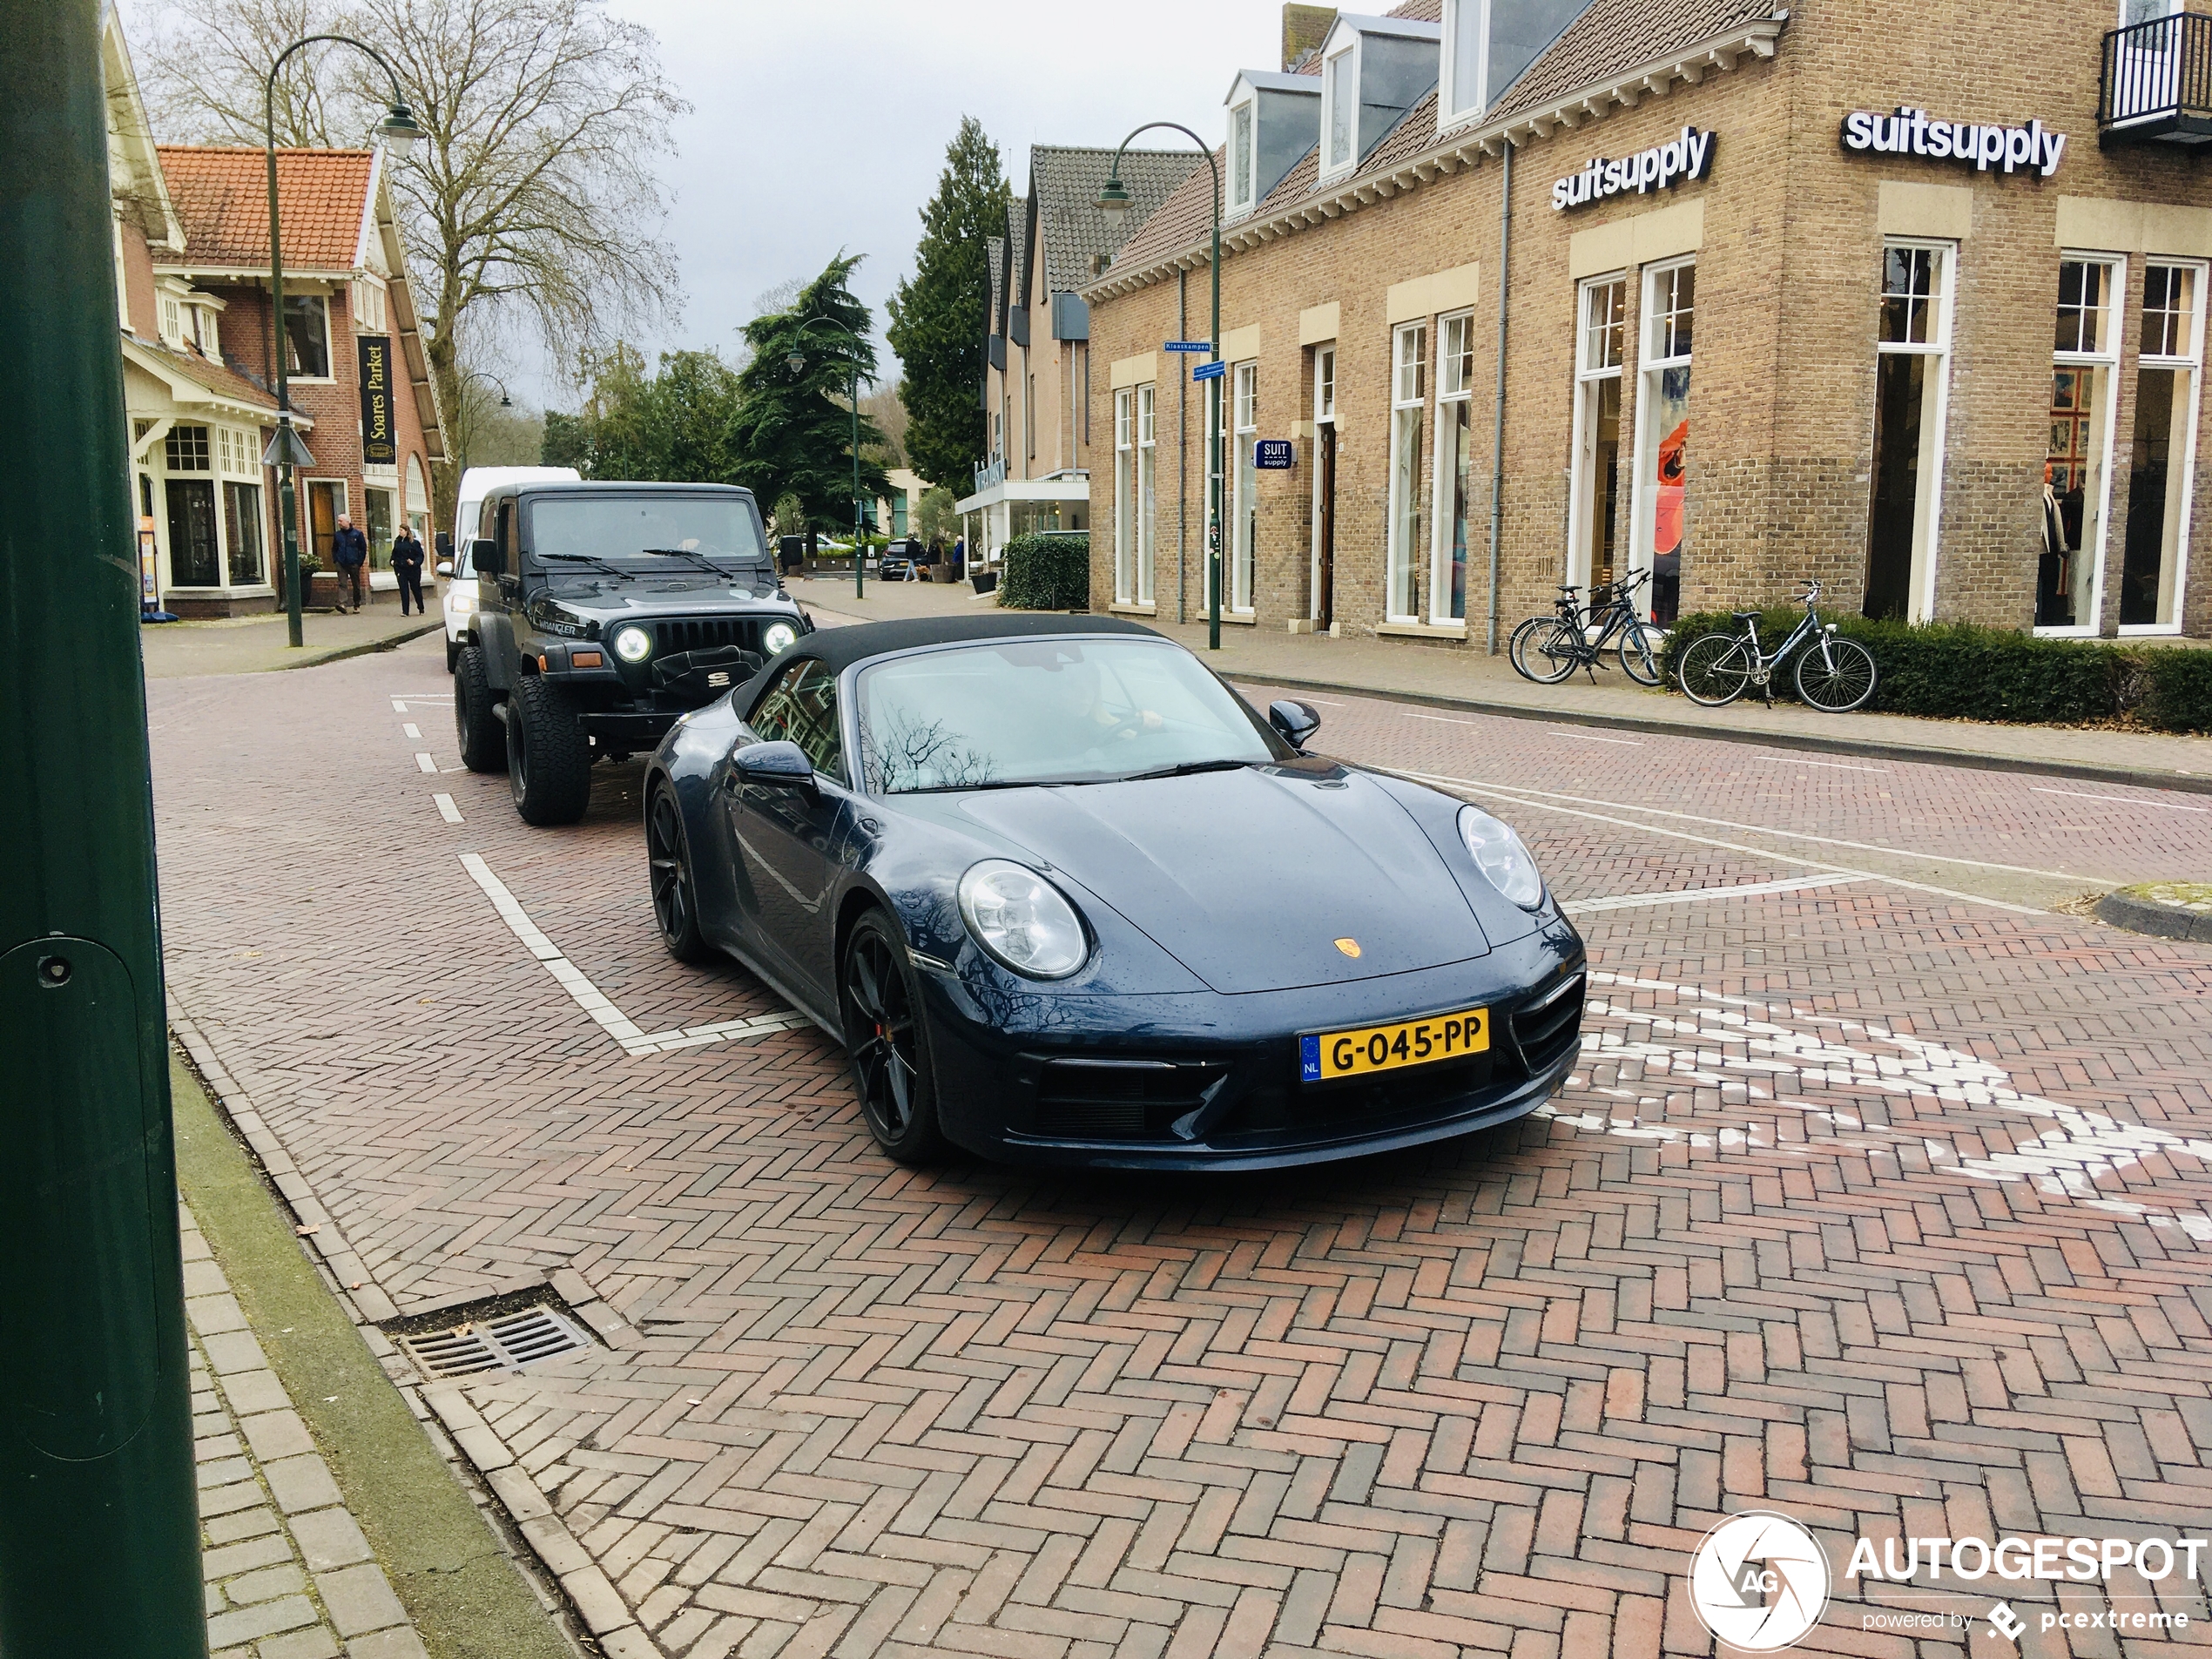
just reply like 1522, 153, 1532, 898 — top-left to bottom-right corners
651, 617, 757, 656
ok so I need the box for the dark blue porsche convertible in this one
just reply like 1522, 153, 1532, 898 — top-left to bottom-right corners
643, 616, 1585, 1170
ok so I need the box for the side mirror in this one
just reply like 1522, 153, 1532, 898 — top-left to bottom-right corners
732, 739, 814, 791
435, 532, 453, 556
1269, 698, 1321, 748
435, 559, 454, 577
472, 537, 504, 577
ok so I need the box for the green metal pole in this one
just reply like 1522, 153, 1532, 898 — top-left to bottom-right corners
267, 72, 302, 647
0, 1, 206, 1651
853, 362, 864, 599
1208, 191, 1222, 654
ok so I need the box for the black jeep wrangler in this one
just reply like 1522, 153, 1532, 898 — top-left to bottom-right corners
452, 481, 811, 825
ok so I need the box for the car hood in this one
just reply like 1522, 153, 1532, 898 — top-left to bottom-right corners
949, 765, 1493, 994
557, 591, 799, 621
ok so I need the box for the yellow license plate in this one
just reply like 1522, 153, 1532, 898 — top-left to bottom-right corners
1300, 1007, 1490, 1082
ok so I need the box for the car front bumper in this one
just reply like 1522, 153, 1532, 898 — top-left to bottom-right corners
914, 929, 1586, 1170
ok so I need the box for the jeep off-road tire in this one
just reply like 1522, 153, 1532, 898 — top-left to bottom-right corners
506, 676, 593, 826
453, 645, 504, 772
445, 637, 461, 673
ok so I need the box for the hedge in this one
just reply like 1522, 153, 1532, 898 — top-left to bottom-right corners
999, 533, 1090, 610
1656, 610, 2211, 733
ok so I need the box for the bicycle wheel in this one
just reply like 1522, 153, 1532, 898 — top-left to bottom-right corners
1517, 618, 1584, 685
1676, 633, 1753, 706
1794, 635, 1878, 712
1616, 621, 1663, 687
1507, 616, 1554, 683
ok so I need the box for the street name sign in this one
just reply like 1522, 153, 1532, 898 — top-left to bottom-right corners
1164, 341, 1213, 353
1192, 360, 1227, 381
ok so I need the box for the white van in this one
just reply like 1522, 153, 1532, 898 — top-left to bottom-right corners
438, 465, 580, 671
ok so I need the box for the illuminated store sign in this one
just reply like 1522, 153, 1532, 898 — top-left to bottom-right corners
1550, 126, 1715, 212
1841, 107, 2067, 177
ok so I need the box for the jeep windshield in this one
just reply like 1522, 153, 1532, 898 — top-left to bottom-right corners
528, 496, 772, 592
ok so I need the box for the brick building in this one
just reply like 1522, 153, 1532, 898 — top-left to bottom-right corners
1082, 0, 2212, 648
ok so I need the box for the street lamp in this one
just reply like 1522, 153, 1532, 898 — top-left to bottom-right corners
1101, 124, 1223, 650
461, 369, 513, 408
786, 314, 873, 600
262, 35, 420, 647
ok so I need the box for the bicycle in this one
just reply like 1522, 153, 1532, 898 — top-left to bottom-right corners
1508, 569, 1664, 687
1674, 581, 1878, 712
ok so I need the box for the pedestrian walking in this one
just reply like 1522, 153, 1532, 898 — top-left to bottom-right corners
391, 523, 427, 615
331, 514, 368, 613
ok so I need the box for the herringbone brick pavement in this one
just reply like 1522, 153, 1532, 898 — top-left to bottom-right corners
150, 637, 2212, 1657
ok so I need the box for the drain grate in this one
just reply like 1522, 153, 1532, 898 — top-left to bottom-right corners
398, 1305, 593, 1379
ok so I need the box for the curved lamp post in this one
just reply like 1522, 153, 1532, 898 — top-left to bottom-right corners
262, 36, 421, 647
785, 314, 873, 599
1099, 124, 1221, 651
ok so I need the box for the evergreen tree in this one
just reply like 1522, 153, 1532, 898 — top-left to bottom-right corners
539, 346, 745, 482
731, 254, 892, 537
887, 118, 1010, 490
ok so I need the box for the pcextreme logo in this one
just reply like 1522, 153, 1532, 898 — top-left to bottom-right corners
1689, 1512, 1831, 1651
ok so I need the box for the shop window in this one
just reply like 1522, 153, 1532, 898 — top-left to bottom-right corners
1633, 260, 1696, 624
1863, 243, 1953, 623
1387, 321, 1428, 620
165, 423, 211, 473
1569, 276, 1627, 597
365, 487, 395, 570
165, 477, 219, 586
1114, 388, 1134, 603
1231, 362, 1258, 614
1137, 384, 1157, 605
2121, 261, 2202, 631
2040, 257, 2124, 632
1312, 346, 1338, 631
224, 481, 265, 585
283, 293, 332, 380
1433, 312, 1476, 622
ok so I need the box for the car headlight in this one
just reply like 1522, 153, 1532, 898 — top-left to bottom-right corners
957, 860, 1089, 980
611, 624, 653, 664
1457, 805, 1545, 909
448, 590, 476, 615
762, 621, 798, 656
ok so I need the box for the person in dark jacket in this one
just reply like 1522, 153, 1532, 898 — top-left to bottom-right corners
390, 525, 427, 615
330, 515, 369, 613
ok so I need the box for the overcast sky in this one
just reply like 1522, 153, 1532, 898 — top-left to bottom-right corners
543, 0, 1277, 408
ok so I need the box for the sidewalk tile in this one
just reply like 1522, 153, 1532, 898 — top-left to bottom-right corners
314, 1564, 408, 1637
289, 1507, 374, 1571
264, 1453, 344, 1515
206, 1592, 319, 1649
240, 1409, 317, 1462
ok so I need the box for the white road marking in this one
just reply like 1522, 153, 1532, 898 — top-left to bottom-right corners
2033, 786, 2209, 814
1765, 755, 1888, 772
457, 853, 812, 1057
402, 723, 421, 739
1404, 712, 1480, 725
415, 752, 437, 773
1554, 728, 1642, 745
390, 698, 407, 713
1386, 766, 2050, 916
1566, 873, 1868, 914
1399, 770, 2123, 886
433, 793, 463, 825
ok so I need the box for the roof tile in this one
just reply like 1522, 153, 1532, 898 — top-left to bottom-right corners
156, 146, 374, 270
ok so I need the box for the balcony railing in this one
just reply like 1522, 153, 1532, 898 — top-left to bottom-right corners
2101, 11, 2212, 145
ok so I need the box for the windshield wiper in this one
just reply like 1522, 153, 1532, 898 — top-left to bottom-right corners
539, 551, 629, 579
894, 779, 1043, 795
639, 547, 739, 579
1123, 759, 1251, 782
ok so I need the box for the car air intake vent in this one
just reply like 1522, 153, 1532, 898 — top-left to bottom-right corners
652, 617, 753, 657
1035, 1058, 1228, 1139
1510, 971, 1586, 1076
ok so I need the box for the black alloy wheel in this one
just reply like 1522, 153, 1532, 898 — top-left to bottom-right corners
840, 909, 943, 1165
647, 785, 708, 961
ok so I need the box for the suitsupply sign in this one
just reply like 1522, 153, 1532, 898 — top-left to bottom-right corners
1841, 106, 2068, 177
1551, 126, 1715, 211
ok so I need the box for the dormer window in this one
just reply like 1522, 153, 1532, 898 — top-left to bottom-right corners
1440, 0, 1598, 133
1224, 71, 1321, 219
1324, 45, 1357, 178
1317, 15, 1440, 185
1231, 100, 1255, 216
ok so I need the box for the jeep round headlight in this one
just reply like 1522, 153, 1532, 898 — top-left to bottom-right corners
957, 860, 1089, 980
762, 621, 799, 656
611, 624, 652, 664
1457, 805, 1545, 910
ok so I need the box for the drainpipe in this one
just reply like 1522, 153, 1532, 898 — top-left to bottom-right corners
1177, 266, 1189, 625
1486, 139, 1514, 655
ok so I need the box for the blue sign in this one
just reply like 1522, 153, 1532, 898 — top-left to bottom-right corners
1191, 359, 1227, 381
1255, 439, 1295, 470
1299, 1035, 1321, 1083
1164, 340, 1213, 353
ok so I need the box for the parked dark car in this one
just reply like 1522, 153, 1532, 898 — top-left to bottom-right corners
452, 482, 812, 825
643, 615, 1586, 1170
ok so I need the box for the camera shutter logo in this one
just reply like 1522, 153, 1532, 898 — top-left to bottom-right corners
1689, 1512, 1831, 1651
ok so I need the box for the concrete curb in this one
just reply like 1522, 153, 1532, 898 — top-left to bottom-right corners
2094, 889, 2212, 943
273, 620, 443, 672
1225, 669, 2212, 797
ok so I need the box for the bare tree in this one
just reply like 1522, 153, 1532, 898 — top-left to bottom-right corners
133, 0, 688, 516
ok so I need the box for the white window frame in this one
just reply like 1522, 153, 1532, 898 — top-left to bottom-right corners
2040, 253, 2127, 637
1866, 239, 1956, 624
1229, 98, 1257, 219
159, 294, 183, 350
352, 275, 388, 334
1628, 256, 1699, 622
2120, 257, 2204, 635
1137, 384, 1158, 606
1440, 0, 1488, 134
283, 293, 335, 382
1231, 361, 1258, 614
1567, 273, 1628, 594
1310, 345, 1336, 623
1386, 320, 1429, 623
1320, 40, 1360, 184
1114, 388, 1136, 604
1430, 310, 1477, 624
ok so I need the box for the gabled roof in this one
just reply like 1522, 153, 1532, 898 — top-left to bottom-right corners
1022, 147, 1203, 304
156, 145, 377, 271
1323, 8, 1443, 45
103, 11, 184, 252
1226, 70, 1323, 100
1005, 195, 1030, 320
986, 234, 1007, 336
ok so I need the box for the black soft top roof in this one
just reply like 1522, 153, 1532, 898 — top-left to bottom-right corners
783, 613, 1162, 676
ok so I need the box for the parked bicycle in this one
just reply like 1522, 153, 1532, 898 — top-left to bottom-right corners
1674, 581, 1878, 712
1508, 569, 1664, 686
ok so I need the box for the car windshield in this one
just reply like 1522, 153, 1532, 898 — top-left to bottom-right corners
528, 496, 772, 592
854, 637, 1281, 793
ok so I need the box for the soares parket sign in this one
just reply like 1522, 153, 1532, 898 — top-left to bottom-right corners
1841, 106, 2068, 177
1551, 125, 1715, 211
